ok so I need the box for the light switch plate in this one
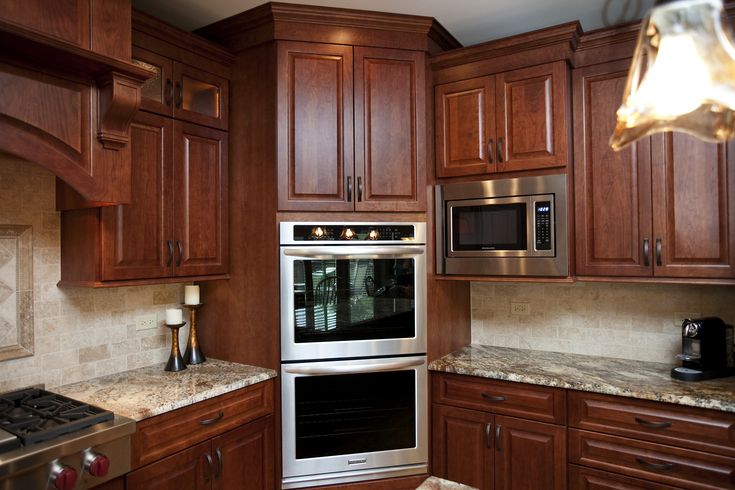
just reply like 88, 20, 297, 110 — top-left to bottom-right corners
135, 314, 158, 331
511, 302, 530, 316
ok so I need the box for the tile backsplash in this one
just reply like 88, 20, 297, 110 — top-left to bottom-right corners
0, 153, 185, 391
471, 282, 735, 364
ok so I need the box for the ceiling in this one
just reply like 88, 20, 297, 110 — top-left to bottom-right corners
131, 0, 654, 47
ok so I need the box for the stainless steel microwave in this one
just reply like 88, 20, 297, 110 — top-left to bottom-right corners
435, 174, 568, 277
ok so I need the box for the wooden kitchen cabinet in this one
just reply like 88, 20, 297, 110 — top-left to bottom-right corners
435, 61, 569, 178
573, 59, 735, 280
277, 41, 426, 212
126, 440, 211, 490
211, 416, 275, 490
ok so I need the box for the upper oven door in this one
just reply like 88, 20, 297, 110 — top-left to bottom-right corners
280, 245, 426, 361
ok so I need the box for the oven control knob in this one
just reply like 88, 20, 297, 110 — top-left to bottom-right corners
84, 450, 111, 477
51, 463, 77, 490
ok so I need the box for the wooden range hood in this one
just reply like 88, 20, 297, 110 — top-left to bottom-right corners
0, 0, 152, 206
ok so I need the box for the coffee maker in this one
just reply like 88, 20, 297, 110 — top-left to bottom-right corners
671, 317, 735, 381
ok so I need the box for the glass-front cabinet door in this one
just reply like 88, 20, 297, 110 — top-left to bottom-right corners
173, 63, 228, 130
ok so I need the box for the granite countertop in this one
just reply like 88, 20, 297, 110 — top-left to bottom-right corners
56, 359, 277, 421
429, 345, 735, 413
416, 477, 477, 489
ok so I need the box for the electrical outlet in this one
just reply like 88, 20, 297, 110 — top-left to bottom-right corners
674, 312, 701, 326
135, 314, 158, 331
511, 302, 530, 316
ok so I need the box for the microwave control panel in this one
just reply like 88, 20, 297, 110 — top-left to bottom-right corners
534, 201, 552, 251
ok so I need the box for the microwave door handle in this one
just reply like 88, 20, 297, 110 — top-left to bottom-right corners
283, 245, 425, 259
284, 358, 425, 375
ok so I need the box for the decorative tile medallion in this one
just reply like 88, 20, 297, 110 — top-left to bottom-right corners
0, 225, 33, 361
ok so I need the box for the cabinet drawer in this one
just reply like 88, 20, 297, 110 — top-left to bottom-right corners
432, 373, 565, 424
569, 429, 735, 490
569, 391, 735, 457
569, 464, 681, 490
131, 379, 274, 468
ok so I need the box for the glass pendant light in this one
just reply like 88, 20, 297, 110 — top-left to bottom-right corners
610, 0, 735, 150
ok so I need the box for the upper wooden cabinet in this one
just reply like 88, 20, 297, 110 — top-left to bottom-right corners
436, 61, 569, 178
277, 41, 426, 212
573, 59, 735, 279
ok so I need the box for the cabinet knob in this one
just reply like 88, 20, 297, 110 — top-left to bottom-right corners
347, 176, 353, 202
497, 137, 504, 163
643, 239, 650, 267
487, 138, 494, 164
357, 177, 363, 202
655, 238, 663, 266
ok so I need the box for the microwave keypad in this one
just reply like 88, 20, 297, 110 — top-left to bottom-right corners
535, 201, 552, 251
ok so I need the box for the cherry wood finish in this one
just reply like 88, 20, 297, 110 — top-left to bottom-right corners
569, 465, 682, 490
131, 45, 174, 116
354, 47, 426, 211
494, 415, 566, 490
91, 476, 125, 490
126, 440, 210, 490
304, 475, 429, 490
131, 380, 274, 469
569, 428, 735, 490
212, 416, 274, 490
432, 404, 494, 489
432, 372, 566, 424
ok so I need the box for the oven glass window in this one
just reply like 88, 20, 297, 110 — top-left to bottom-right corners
292, 258, 415, 342
451, 203, 527, 251
295, 370, 416, 459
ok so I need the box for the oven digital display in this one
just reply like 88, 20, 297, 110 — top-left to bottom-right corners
451, 203, 527, 251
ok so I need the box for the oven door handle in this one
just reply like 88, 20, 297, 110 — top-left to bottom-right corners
283, 358, 425, 375
283, 245, 425, 259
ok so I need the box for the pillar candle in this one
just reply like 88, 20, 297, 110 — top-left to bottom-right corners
166, 308, 183, 325
184, 285, 200, 305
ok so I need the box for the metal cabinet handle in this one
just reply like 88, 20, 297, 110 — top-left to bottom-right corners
199, 411, 224, 426
487, 138, 494, 163
635, 457, 674, 471
214, 447, 223, 478
495, 425, 502, 451
635, 417, 672, 429
357, 176, 363, 202
643, 239, 650, 267
484, 423, 492, 448
176, 240, 183, 267
166, 240, 174, 267
655, 238, 662, 266
165, 79, 173, 107
497, 137, 504, 163
481, 393, 507, 402
175, 81, 183, 109
204, 452, 213, 481
347, 176, 353, 202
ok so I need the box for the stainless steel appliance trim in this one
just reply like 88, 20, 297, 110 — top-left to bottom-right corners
279, 222, 426, 246
283, 245, 425, 259
280, 243, 427, 362
281, 356, 428, 482
282, 463, 428, 489
283, 358, 424, 375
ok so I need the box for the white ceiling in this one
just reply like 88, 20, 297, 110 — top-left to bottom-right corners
131, 0, 654, 47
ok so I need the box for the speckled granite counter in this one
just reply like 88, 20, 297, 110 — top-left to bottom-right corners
56, 359, 277, 421
417, 477, 477, 489
429, 345, 735, 413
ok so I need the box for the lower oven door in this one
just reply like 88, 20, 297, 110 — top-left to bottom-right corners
281, 356, 428, 488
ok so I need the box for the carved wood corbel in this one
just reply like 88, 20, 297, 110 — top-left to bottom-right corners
96, 71, 143, 150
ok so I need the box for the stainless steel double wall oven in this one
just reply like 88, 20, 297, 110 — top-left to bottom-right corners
279, 222, 428, 488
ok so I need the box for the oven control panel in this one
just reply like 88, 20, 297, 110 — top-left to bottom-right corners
534, 201, 552, 251
292, 224, 417, 242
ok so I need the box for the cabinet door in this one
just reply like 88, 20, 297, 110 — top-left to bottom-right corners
432, 404, 493, 490
212, 416, 274, 490
651, 133, 735, 278
573, 60, 654, 277
435, 77, 496, 178
100, 111, 173, 281
126, 440, 211, 490
173, 62, 229, 130
494, 415, 566, 490
173, 121, 228, 277
354, 47, 426, 211
277, 41, 354, 211
496, 61, 569, 172
132, 46, 175, 117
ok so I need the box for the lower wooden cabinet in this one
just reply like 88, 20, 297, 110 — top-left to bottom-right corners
213, 416, 274, 490
569, 465, 681, 490
126, 440, 211, 489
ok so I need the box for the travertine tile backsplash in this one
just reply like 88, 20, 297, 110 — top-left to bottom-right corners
471, 282, 735, 363
0, 154, 185, 391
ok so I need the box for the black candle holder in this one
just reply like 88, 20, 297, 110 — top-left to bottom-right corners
164, 322, 187, 372
183, 303, 206, 365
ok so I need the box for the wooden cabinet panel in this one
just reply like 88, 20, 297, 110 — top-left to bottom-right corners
432, 404, 494, 490
496, 61, 568, 172
174, 63, 229, 130
100, 111, 173, 281
277, 41, 354, 211
435, 77, 495, 178
173, 122, 228, 277
573, 59, 654, 277
354, 47, 425, 211
651, 134, 735, 278
569, 465, 681, 490
126, 440, 210, 490
569, 429, 735, 490
495, 416, 566, 490
132, 46, 174, 117
433, 373, 566, 424
1, 0, 89, 47
212, 415, 274, 490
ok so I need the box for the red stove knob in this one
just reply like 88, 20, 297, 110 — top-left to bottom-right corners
85, 450, 111, 477
51, 464, 77, 490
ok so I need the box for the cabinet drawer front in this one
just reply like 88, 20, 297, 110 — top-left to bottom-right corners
569, 391, 735, 457
569, 429, 735, 490
432, 373, 565, 424
569, 464, 682, 490
131, 380, 274, 468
